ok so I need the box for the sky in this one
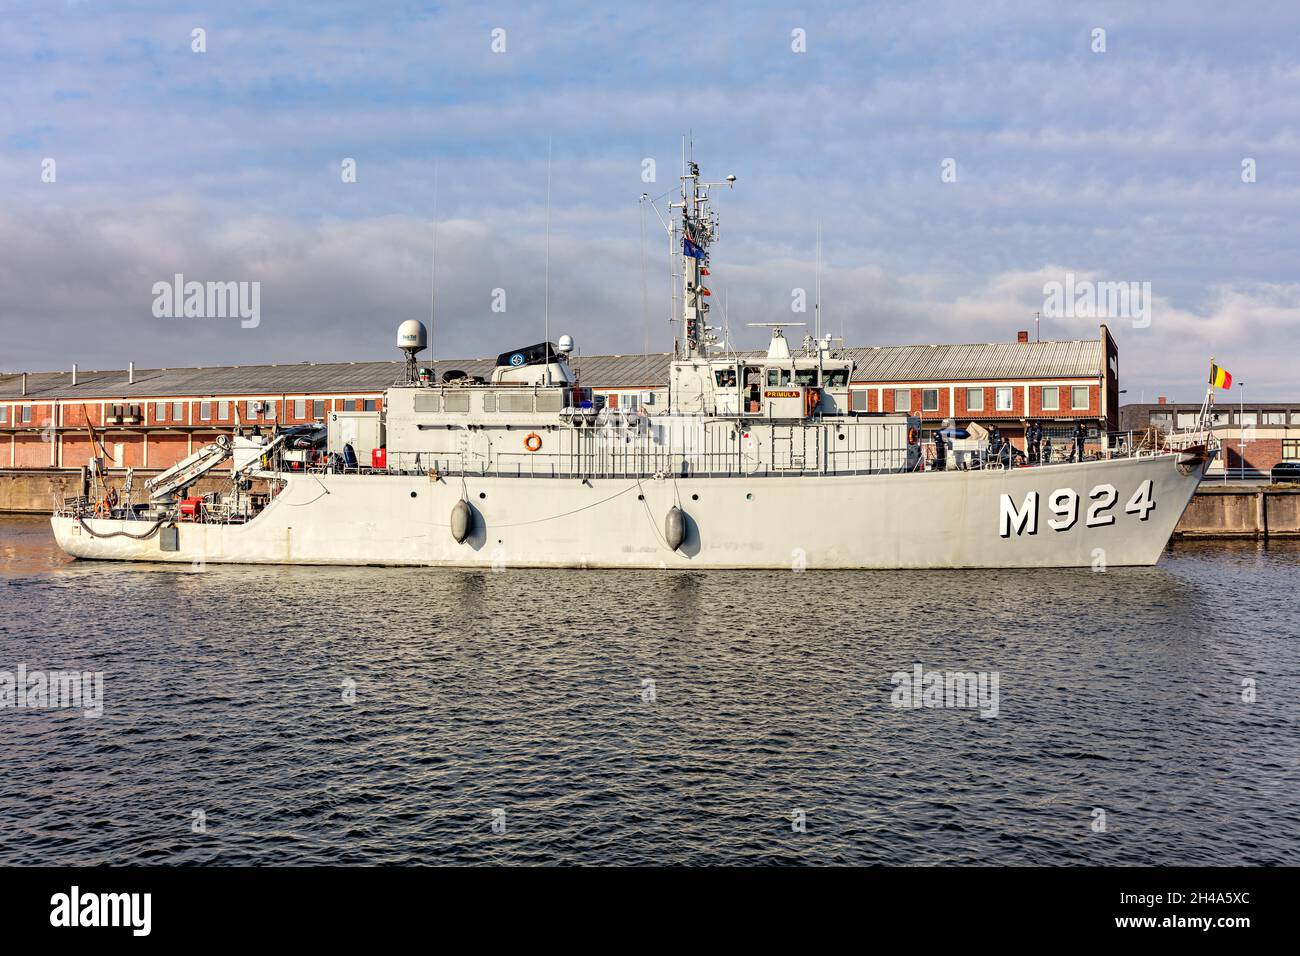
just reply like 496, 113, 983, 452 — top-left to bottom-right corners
2, 0, 1299, 400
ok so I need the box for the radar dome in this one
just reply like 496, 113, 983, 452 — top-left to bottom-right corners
397, 320, 428, 352
557, 334, 574, 354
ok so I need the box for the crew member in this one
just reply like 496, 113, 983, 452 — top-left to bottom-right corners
1072, 422, 1086, 462
933, 429, 947, 471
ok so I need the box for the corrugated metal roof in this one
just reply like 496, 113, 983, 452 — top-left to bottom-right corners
0, 338, 1100, 401
843, 339, 1101, 382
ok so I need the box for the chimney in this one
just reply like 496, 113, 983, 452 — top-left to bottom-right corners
1157, 396, 1167, 405
128, 361, 135, 385
1016, 330, 1029, 343
72, 363, 77, 386
21, 372, 27, 396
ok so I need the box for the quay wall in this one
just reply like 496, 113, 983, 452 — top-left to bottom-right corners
3, 469, 1298, 538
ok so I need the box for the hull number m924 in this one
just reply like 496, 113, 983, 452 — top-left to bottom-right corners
999, 480, 1155, 538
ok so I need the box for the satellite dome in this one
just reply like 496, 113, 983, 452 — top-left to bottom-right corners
397, 320, 428, 352
557, 334, 574, 354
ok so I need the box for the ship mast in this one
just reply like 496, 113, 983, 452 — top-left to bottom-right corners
670, 150, 735, 359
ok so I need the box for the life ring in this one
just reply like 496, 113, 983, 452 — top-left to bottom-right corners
524, 432, 543, 452
907, 427, 919, 445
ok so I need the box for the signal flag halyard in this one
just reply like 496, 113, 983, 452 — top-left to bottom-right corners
1210, 362, 1233, 390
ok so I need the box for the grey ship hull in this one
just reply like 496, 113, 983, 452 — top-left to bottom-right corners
52, 451, 1207, 569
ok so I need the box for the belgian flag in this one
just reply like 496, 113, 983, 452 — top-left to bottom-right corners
1209, 362, 1233, 390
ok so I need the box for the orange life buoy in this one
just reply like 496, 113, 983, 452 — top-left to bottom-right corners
907, 427, 919, 445
524, 432, 543, 452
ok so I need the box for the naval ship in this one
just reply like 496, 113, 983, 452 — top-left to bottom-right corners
51, 161, 1216, 569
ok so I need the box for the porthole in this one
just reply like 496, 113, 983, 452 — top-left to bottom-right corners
746, 493, 753, 500
691, 494, 699, 501
410, 491, 417, 498
479, 493, 487, 500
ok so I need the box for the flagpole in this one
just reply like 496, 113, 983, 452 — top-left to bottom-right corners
543, 136, 552, 386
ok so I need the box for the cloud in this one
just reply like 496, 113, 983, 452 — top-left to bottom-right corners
3, 199, 1297, 399
3, 1, 1300, 399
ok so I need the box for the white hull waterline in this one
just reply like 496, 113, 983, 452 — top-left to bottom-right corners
53, 451, 1209, 569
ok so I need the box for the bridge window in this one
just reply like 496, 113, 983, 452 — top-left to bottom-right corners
824, 369, 848, 387
795, 368, 818, 387
715, 368, 738, 388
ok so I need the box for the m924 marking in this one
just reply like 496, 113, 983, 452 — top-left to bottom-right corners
999, 480, 1155, 538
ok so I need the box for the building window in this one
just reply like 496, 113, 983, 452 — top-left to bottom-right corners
1150, 413, 1173, 433
1284, 439, 1300, 460
851, 389, 868, 412
312, 400, 325, 419
294, 399, 306, 419
921, 389, 939, 412
1072, 386, 1089, 410
22, 406, 33, 423
154, 402, 166, 422
1239, 411, 1258, 427
965, 388, 983, 412
1292, 412, 1300, 426
1041, 386, 1059, 411
893, 388, 911, 412
1176, 412, 1199, 430
218, 401, 229, 420
1263, 411, 1285, 425
246, 400, 258, 418
995, 387, 1013, 411
624, 394, 639, 412
0, 407, 8, 423
363, 400, 377, 412
200, 402, 211, 421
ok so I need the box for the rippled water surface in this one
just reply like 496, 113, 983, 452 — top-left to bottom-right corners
1, 514, 1298, 865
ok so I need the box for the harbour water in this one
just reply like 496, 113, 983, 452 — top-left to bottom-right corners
1, 514, 1297, 865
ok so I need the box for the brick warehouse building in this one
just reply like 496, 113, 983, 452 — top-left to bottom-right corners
1122, 400, 1300, 478
0, 326, 1119, 474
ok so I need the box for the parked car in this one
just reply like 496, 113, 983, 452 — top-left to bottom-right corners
1271, 461, 1300, 483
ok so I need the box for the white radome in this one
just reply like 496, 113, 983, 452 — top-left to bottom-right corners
397, 320, 428, 352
